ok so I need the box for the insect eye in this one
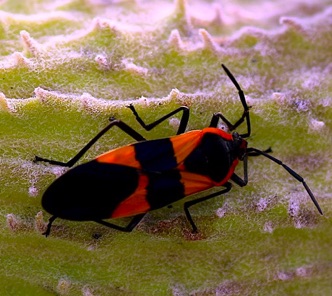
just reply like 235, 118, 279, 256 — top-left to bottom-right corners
217, 121, 229, 132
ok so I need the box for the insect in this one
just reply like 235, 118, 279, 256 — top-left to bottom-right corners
34, 64, 323, 237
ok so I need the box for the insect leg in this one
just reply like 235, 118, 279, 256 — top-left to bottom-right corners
127, 104, 190, 135
42, 214, 145, 236
94, 213, 146, 232
42, 215, 57, 237
184, 182, 232, 232
247, 147, 323, 215
231, 153, 248, 187
210, 65, 251, 138
34, 118, 146, 167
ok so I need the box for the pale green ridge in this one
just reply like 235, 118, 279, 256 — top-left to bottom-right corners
0, 0, 332, 295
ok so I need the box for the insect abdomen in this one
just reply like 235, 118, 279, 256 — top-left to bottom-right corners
42, 162, 140, 221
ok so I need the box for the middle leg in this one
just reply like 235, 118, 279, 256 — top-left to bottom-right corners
34, 118, 146, 167
127, 104, 190, 135
184, 182, 232, 232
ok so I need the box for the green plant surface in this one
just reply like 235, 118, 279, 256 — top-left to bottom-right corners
0, 0, 332, 295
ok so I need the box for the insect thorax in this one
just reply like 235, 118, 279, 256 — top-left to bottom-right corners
183, 132, 241, 183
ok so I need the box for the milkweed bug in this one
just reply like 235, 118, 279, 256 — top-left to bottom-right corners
34, 64, 323, 237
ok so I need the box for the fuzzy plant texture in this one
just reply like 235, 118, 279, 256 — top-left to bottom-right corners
1, 0, 332, 295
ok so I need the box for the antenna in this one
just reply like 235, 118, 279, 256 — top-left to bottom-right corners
247, 147, 323, 215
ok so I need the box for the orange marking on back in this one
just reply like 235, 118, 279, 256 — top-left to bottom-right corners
179, 171, 215, 196
201, 127, 234, 140
179, 159, 238, 196
96, 144, 141, 168
111, 174, 150, 218
170, 128, 234, 167
169, 130, 205, 165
